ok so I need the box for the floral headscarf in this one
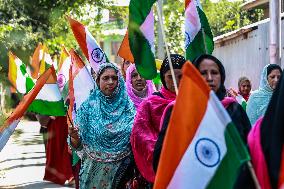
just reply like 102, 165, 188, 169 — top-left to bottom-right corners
75, 63, 135, 162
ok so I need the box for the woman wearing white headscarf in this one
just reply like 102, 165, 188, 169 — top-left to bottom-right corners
246, 64, 282, 125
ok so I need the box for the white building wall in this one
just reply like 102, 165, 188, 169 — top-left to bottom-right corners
213, 18, 283, 91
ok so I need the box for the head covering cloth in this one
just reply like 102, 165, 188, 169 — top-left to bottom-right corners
193, 54, 227, 100
160, 54, 186, 89
125, 64, 156, 108
75, 63, 135, 162
246, 64, 282, 125
238, 76, 251, 101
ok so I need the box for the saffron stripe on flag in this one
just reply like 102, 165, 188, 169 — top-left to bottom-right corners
117, 31, 134, 63
0, 67, 54, 151
68, 17, 108, 72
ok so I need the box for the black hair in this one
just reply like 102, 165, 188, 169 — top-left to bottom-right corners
267, 64, 282, 78
160, 54, 186, 89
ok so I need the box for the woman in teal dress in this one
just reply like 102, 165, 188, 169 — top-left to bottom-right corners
68, 63, 135, 189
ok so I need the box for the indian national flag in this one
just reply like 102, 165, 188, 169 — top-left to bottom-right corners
57, 46, 72, 100
128, 0, 157, 79
235, 94, 247, 110
27, 66, 66, 116
228, 88, 247, 110
0, 67, 53, 151
69, 49, 94, 120
8, 52, 35, 94
154, 62, 250, 189
68, 17, 108, 72
185, 0, 214, 61
31, 43, 53, 79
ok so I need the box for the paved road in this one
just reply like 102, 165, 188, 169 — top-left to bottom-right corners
0, 120, 74, 189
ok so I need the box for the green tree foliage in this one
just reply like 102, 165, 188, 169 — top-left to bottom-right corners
0, 0, 127, 82
202, 0, 263, 36
163, 0, 184, 54
162, 0, 263, 54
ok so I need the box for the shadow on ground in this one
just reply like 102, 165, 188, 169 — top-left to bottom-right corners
0, 181, 74, 189
0, 156, 46, 164
14, 134, 43, 146
2, 163, 45, 171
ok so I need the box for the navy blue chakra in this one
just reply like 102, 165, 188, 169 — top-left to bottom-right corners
91, 48, 105, 63
185, 32, 191, 49
194, 138, 221, 167
57, 73, 66, 88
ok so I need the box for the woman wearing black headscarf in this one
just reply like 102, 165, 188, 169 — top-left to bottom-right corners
153, 54, 253, 189
192, 54, 251, 143
131, 54, 186, 184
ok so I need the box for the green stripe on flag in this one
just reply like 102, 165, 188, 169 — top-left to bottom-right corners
241, 101, 247, 110
28, 99, 66, 116
207, 123, 250, 189
25, 77, 35, 93
186, 7, 214, 61
128, 31, 156, 79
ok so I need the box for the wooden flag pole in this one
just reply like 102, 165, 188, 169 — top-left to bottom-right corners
156, 4, 179, 95
201, 28, 208, 54
247, 161, 261, 189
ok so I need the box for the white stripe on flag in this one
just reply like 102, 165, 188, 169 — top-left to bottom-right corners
35, 84, 62, 101
15, 58, 27, 94
57, 56, 71, 91
185, 0, 201, 47
86, 28, 107, 72
44, 53, 53, 65
73, 67, 94, 110
139, 9, 155, 53
0, 120, 20, 151
168, 91, 231, 189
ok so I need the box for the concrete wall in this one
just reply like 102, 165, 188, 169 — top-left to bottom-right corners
213, 18, 284, 91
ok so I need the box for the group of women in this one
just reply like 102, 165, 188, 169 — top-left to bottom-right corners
68, 53, 282, 189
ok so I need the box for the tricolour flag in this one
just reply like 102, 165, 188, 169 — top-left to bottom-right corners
185, 0, 214, 61
228, 88, 247, 110
128, 0, 157, 79
154, 62, 249, 189
69, 49, 94, 120
57, 46, 72, 100
31, 43, 53, 79
8, 52, 35, 94
27, 66, 66, 116
117, 31, 134, 63
0, 67, 54, 151
68, 17, 108, 72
